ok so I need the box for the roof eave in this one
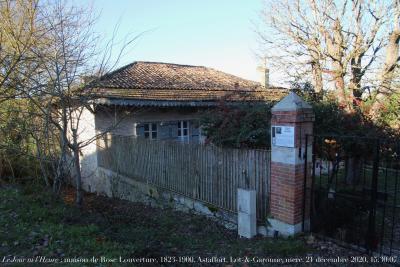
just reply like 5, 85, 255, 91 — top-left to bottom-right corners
92, 97, 274, 107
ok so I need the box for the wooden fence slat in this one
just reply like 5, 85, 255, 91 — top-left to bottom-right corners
98, 136, 271, 220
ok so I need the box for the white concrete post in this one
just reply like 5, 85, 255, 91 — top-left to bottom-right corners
237, 188, 257, 238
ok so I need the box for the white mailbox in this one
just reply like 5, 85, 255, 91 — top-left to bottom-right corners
272, 126, 295, 148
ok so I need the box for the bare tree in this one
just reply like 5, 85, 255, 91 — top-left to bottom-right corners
0, 0, 43, 183
257, 0, 393, 111
0, 0, 39, 101
14, 0, 139, 205
257, 0, 400, 185
370, 0, 400, 116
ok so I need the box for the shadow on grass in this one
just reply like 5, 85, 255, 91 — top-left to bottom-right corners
0, 183, 309, 266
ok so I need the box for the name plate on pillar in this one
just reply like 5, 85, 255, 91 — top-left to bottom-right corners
272, 126, 295, 148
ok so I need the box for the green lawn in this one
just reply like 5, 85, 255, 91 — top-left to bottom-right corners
0, 183, 310, 266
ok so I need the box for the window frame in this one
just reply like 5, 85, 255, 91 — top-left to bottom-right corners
143, 122, 158, 140
177, 120, 190, 142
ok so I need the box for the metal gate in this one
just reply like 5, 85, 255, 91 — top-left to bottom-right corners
304, 134, 400, 256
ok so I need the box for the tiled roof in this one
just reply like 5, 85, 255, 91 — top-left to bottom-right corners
87, 61, 288, 104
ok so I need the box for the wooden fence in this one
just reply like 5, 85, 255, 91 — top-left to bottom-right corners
97, 135, 271, 221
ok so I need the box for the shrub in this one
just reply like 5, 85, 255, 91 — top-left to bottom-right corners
200, 85, 399, 150
200, 103, 272, 149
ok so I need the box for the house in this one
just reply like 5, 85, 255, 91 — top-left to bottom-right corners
76, 61, 288, 190
87, 61, 288, 143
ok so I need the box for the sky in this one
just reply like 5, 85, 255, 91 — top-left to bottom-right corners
87, 0, 267, 83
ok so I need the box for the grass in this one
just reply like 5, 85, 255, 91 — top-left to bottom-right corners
0, 182, 310, 266
314, 161, 399, 195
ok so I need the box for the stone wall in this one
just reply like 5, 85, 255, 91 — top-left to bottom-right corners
96, 167, 237, 230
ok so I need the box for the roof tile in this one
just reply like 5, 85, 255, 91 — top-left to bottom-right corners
88, 61, 288, 103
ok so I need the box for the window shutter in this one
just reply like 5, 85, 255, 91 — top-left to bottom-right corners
191, 126, 198, 142
170, 121, 179, 138
136, 123, 145, 137
158, 123, 170, 140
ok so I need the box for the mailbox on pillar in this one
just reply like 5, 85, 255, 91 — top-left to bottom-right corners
268, 92, 314, 236
272, 126, 295, 148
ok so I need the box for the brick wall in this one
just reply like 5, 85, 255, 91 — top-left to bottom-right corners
270, 162, 312, 225
269, 93, 314, 233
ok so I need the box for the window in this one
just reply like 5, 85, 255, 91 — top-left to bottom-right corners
177, 121, 189, 142
144, 123, 157, 139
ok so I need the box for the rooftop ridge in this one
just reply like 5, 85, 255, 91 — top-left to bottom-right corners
134, 61, 208, 68
98, 61, 261, 85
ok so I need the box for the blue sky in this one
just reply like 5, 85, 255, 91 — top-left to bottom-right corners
89, 0, 266, 82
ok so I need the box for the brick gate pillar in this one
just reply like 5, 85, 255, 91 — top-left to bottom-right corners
269, 92, 314, 236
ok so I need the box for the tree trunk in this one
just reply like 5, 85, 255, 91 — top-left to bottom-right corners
308, 41, 323, 93
36, 143, 50, 187
72, 128, 83, 206
371, 29, 400, 117
348, 0, 365, 107
0, 156, 4, 179
349, 56, 363, 101
53, 107, 68, 194
53, 133, 67, 194
333, 69, 347, 108
311, 60, 323, 93
370, 2, 400, 117
326, 20, 348, 109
